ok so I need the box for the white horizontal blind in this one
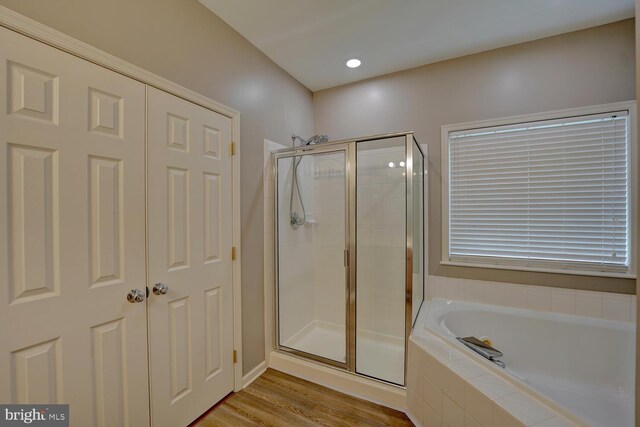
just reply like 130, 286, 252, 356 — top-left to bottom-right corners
448, 111, 630, 273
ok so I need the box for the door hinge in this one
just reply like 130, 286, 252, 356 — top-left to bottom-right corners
231, 246, 237, 261
233, 350, 237, 363
344, 249, 349, 267
230, 142, 235, 156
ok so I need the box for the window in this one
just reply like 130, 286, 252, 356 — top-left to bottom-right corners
442, 103, 636, 276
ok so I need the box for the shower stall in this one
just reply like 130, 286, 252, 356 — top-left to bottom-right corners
273, 132, 426, 386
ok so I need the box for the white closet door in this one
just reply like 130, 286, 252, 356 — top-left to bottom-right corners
0, 26, 149, 427
147, 87, 234, 427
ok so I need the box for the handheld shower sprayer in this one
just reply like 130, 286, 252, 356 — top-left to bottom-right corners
289, 134, 330, 229
292, 134, 329, 147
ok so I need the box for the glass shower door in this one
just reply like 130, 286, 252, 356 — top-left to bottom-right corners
355, 136, 407, 385
275, 148, 349, 365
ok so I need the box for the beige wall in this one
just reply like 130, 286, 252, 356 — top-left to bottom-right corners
314, 19, 636, 294
0, 0, 314, 374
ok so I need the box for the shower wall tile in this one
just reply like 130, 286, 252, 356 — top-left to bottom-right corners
484, 282, 505, 306
422, 402, 441, 427
525, 286, 551, 312
532, 417, 576, 427
265, 140, 316, 346
278, 241, 315, 341
442, 394, 465, 427
423, 376, 443, 415
448, 279, 466, 301
311, 153, 347, 327
428, 275, 634, 322
549, 289, 575, 314
465, 380, 493, 427
464, 280, 485, 304
602, 293, 632, 322
496, 393, 555, 425
357, 146, 406, 339
503, 284, 528, 309
464, 413, 483, 427
574, 290, 603, 318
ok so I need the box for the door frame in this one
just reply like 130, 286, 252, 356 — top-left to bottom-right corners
272, 143, 353, 370
270, 132, 420, 387
0, 6, 244, 392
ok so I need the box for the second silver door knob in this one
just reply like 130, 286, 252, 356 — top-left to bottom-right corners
153, 282, 169, 295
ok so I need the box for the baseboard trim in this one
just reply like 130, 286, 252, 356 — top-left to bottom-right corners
405, 409, 422, 427
242, 361, 267, 389
268, 350, 406, 412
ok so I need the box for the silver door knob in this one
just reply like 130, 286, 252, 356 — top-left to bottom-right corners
127, 288, 145, 303
153, 282, 169, 295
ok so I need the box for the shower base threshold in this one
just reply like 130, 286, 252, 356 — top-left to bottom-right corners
282, 320, 405, 385
269, 350, 406, 412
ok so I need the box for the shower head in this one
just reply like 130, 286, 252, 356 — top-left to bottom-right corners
307, 134, 329, 145
292, 134, 329, 147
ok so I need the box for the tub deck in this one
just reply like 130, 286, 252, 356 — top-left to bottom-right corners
407, 298, 635, 427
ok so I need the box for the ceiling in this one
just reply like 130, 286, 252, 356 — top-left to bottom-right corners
199, 0, 634, 92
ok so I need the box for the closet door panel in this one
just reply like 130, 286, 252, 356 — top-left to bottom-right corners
147, 87, 234, 427
0, 26, 149, 427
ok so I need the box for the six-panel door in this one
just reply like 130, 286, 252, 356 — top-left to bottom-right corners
146, 87, 235, 427
0, 26, 150, 426
0, 25, 237, 427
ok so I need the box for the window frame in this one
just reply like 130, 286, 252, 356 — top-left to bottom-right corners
441, 101, 638, 279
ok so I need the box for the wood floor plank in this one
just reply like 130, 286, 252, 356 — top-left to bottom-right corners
245, 381, 361, 427
199, 405, 252, 427
243, 384, 337, 426
262, 370, 408, 426
193, 369, 413, 427
256, 375, 387, 426
230, 388, 318, 426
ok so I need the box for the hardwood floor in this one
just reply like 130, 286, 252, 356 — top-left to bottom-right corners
193, 369, 414, 427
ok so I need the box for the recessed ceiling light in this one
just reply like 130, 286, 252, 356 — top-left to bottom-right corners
388, 162, 395, 168
346, 58, 361, 68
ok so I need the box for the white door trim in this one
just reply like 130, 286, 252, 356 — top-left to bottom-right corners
0, 5, 244, 392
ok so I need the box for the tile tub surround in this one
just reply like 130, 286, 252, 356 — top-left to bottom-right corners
428, 276, 636, 322
406, 334, 579, 427
423, 298, 634, 426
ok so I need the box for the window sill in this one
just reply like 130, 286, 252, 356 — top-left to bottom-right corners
440, 260, 637, 280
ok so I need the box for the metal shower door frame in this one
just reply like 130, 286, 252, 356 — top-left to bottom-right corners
405, 133, 426, 385
272, 131, 423, 386
273, 142, 353, 370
